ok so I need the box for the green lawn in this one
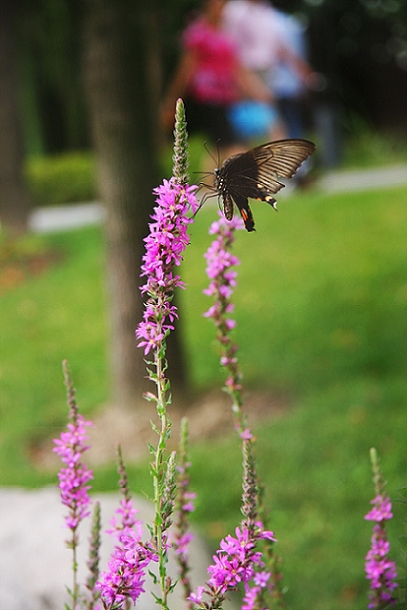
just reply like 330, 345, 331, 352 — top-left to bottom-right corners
1, 184, 406, 609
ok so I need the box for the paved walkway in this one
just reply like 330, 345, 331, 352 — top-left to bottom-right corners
29, 200, 105, 233
0, 488, 213, 610
318, 163, 407, 193
28, 164, 407, 233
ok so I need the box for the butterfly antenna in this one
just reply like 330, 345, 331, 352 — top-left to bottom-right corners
216, 139, 222, 169
203, 141, 218, 167
193, 170, 214, 181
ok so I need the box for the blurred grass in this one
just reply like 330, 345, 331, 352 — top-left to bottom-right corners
0, 228, 108, 484
1, 184, 406, 609
183, 185, 407, 392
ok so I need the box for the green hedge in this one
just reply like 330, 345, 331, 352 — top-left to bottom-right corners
25, 152, 97, 207
24, 142, 206, 208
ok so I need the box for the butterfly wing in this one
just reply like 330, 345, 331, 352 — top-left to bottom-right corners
217, 154, 259, 231
231, 193, 255, 232
219, 139, 315, 231
219, 186, 255, 231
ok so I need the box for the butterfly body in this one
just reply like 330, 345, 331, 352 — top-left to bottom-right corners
214, 139, 316, 231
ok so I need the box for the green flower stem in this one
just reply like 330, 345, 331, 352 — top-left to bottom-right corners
152, 346, 172, 610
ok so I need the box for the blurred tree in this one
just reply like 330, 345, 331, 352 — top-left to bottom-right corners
304, 0, 407, 130
0, 0, 32, 234
18, 0, 88, 155
83, 0, 188, 409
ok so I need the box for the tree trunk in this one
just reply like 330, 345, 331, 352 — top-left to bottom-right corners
0, 0, 32, 234
83, 0, 188, 409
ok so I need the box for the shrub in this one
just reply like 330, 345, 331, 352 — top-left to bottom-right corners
25, 151, 96, 207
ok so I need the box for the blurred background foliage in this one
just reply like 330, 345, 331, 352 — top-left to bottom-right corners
14, 0, 407, 159
12, 0, 407, 208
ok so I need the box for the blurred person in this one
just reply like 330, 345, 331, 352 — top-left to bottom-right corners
268, 10, 310, 139
223, 0, 318, 143
267, 9, 318, 184
161, 0, 272, 159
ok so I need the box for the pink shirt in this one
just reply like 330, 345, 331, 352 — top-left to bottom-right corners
183, 19, 240, 104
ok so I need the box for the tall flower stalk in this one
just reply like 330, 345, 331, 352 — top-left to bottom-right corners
173, 418, 197, 607
202, 215, 285, 609
203, 213, 245, 432
365, 448, 398, 609
188, 502, 275, 610
53, 360, 94, 609
135, 98, 199, 609
85, 501, 101, 610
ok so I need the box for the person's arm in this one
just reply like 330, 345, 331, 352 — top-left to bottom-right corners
278, 45, 322, 91
236, 64, 274, 102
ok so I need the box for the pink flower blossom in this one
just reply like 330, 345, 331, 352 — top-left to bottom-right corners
365, 495, 393, 522
96, 498, 157, 609
53, 414, 93, 530
188, 523, 275, 607
136, 178, 198, 356
364, 489, 397, 608
203, 213, 245, 400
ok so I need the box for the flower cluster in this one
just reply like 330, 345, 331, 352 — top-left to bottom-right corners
365, 493, 398, 609
96, 498, 157, 609
96, 531, 156, 608
107, 498, 143, 539
203, 213, 245, 407
136, 179, 198, 356
241, 570, 271, 610
189, 523, 275, 609
203, 213, 242, 329
53, 410, 93, 531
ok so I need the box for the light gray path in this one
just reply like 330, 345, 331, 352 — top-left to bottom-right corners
318, 163, 407, 193
29, 201, 104, 233
28, 165, 407, 234
0, 488, 216, 610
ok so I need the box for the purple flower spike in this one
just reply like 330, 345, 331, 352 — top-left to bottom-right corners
136, 179, 198, 356
54, 414, 93, 530
203, 213, 246, 413
96, 498, 157, 609
365, 450, 398, 609
96, 529, 157, 608
188, 522, 275, 608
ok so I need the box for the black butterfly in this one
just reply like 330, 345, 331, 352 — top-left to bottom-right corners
214, 139, 316, 231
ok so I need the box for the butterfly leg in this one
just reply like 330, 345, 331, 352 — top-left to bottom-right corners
193, 186, 218, 220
